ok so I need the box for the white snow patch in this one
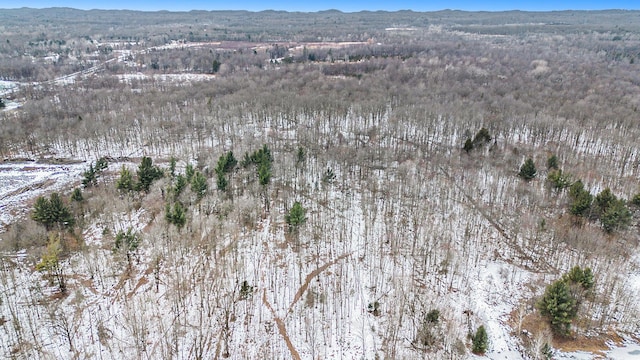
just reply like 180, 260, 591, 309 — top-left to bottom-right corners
472, 261, 531, 360
606, 343, 640, 359
0, 162, 86, 230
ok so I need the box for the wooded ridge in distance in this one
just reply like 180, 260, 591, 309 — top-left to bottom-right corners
0, 7, 640, 360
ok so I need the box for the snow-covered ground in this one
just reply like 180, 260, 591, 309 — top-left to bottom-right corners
0, 80, 18, 96
0, 162, 86, 230
607, 343, 640, 359
0, 80, 21, 110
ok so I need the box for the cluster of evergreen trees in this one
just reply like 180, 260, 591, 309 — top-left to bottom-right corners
82, 157, 108, 188
567, 182, 632, 233
241, 144, 273, 186
32, 193, 75, 230
463, 127, 492, 153
164, 160, 205, 229
116, 156, 164, 193
215, 151, 237, 192
516, 154, 635, 233
537, 266, 594, 336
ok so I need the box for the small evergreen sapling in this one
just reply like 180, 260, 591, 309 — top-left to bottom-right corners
82, 157, 109, 188
463, 138, 474, 153
547, 169, 572, 190
191, 171, 208, 200
71, 188, 83, 202
285, 201, 307, 231
472, 325, 488, 354
165, 202, 186, 229
173, 174, 187, 198
116, 165, 134, 192
36, 235, 66, 292
547, 154, 559, 170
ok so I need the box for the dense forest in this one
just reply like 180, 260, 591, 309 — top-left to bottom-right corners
1, 7, 640, 360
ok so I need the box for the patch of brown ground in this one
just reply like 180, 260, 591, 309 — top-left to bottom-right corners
513, 310, 622, 357
553, 335, 608, 356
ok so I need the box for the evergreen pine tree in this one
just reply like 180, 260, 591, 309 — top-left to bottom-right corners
82, 158, 108, 188
116, 165, 134, 192
48, 193, 75, 228
593, 188, 616, 219
173, 174, 187, 198
191, 171, 208, 200
169, 156, 177, 178
82, 163, 97, 188
472, 127, 492, 147
518, 158, 537, 181
541, 343, 553, 359
223, 151, 237, 173
241, 152, 252, 168
568, 181, 592, 217
32, 196, 53, 227
547, 154, 559, 170
258, 161, 271, 186
185, 163, 195, 182
600, 199, 632, 233
165, 203, 173, 224
296, 146, 306, 165
114, 227, 140, 268
165, 203, 186, 229
136, 156, 163, 193
563, 266, 594, 291
32, 193, 75, 230
463, 138, 474, 153
569, 180, 586, 200
547, 169, 572, 190
285, 201, 307, 231
95, 157, 108, 172
472, 325, 489, 354
216, 172, 228, 191
426, 309, 440, 324
537, 279, 577, 336
114, 227, 140, 253
322, 168, 336, 184
71, 188, 83, 202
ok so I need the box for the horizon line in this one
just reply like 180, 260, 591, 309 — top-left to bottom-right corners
2, 6, 639, 13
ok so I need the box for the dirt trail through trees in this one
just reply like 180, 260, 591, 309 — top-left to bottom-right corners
287, 252, 352, 316
262, 289, 302, 360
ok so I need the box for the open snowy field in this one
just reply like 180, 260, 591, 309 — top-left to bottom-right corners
0, 162, 86, 230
